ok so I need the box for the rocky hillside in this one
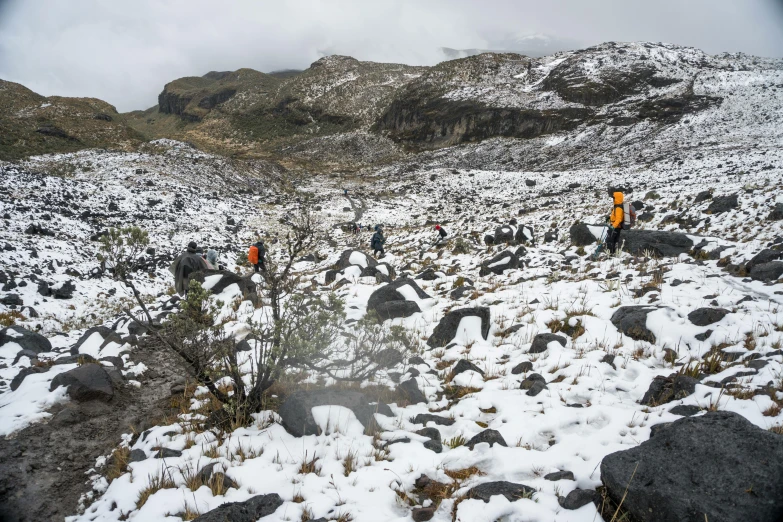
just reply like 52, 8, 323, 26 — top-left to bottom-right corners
0, 80, 144, 161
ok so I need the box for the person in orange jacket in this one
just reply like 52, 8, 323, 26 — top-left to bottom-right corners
607, 187, 625, 254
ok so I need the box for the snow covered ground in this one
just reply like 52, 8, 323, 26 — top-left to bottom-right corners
2, 132, 781, 521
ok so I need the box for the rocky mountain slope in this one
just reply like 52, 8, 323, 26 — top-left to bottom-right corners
0, 41, 782, 522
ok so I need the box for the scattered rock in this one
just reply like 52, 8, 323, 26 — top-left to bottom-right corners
192, 493, 283, 522
640, 373, 699, 406
705, 194, 738, 214
750, 261, 783, 282
411, 507, 436, 521
367, 278, 430, 320
337, 249, 378, 270
559, 489, 597, 510
768, 203, 783, 221
49, 364, 115, 402
544, 470, 575, 481
510, 361, 533, 374
600, 411, 783, 522
397, 378, 427, 404
411, 413, 455, 426
0, 325, 52, 354
621, 230, 694, 257
129, 449, 147, 463
189, 270, 258, 306
529, 333, 566, 354
611, 306, 658, 343
427, 307, 490, 348
10, 366, 49, 391
568, 223, 596, 247
465, 429, 507, 449
687, 307, 729, 326
466, 481, 534, 502
155, 448, 182, 458
493, 226, 514, 243
450, 359, 484, 378
694, 329, 713, 342
669, 404, 701, 417
423, 439, 442, 453
479, 250, 519, 276
277, 389, 393, 437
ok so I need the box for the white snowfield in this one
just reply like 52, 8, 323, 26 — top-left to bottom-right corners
0, 44, 781, 522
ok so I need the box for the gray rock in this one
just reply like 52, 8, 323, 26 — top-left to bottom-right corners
515, 225, 535, 244
544, 470, 575, 481
600, 411, 783, 522
559, 489, 598, 510
511, 361, 533, 374
51, 280, 76, 299
466, 429, 507, 449
451, 359, 484, 378
278, 389, 393, 436
411, 507, 436, 521
367, 278, 431, 320
747, 249, 783, 272
337, 249, 377, 270
155, 448, 182, 459
640, 373, 699, 406
450, 286, 473, 300
611, 306, 658, 343
427, 307, 490, 348
769, 203, 783, 221
374, 300, 421, 320
525, 380, 548, 396
415, 427, 441, 441
397, 378, 427, 404
0, 326, 52, 354
70, 326, 120, 355
705, 194, 738, 214
192, 493, 283, 522
466, 481, 534, 502
423, 439, 442, 453
411, 413, 455, 426
694, 330, 713, 342
494, 226, 514, 243
669, 404, 701, 417
479, 250, 519, 276
49, 364, 115, 402
621, 230, 694, 257
189, 270, 258, 306
569, 223, 596, 247
687, 307, 729, 326
10, 366, 49, 391
529, 333, 566, 354
750, 261, 783, 282
1, 293, 22, 306
128, 449, 147, 462
693, 190, 712, 203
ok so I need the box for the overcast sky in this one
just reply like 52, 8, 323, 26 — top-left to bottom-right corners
1, 0, 782, 112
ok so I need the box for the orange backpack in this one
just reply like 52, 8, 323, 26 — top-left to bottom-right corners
248, 245, 259, 265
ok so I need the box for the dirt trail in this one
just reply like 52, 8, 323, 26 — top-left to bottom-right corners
0, 340, 184, 522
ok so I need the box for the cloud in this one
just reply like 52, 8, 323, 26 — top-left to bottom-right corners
1, 0, 781, 112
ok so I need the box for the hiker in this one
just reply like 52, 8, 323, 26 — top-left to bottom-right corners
344, 188, 349, 197
351, 222, 359, 235
434, 224, 448, 245
248, 239, 266, 272
206, 248, 224, 270
606, 187, 626, 254
169, 241, 209, 295
371, 225, 386, 258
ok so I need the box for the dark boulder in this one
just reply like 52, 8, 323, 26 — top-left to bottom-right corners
10, 366, 49, 391
611, 306, 658, 343
427, 307, 490, 348
569, 223, 596, 247
520, 374, 548, 396
128, 449, 147, 463
483, 234, 494, 246
529, 333, 566, 354
423, 439, 442, 453
544, 230, 558, 243
450, 286, 474, 300
466, 429, 507, 449
750, 261, 783, 282
397, 378, 427, 404
189, 270, 258, 305
1, 293, 22, 306
70, 326, 121, 355
687, 307, 729, 326
49, 364, 115, 402
559, 489, 598, 510
705, 194, 738, 214
337, 249, 377, 270
544, 470, 575, 481
374, 301, 422, 320
450, 359, 484, 378
621, 230, 693, 257
639, 373, 699, 406
0, 326, 52, 354
278, 389, 393, 437
525, 179, 536, 187
192, 494, 283, 522
411, 413, 455, 426
466, 481, 534, 502
479, 250, 519, 276
51, 281, 76, 299
515, 225, 535, 244
600, 411, 783, 522
669, 404, 701, 417
693, 190, 712, 203
747, 249, 783, 272
511, 361, 533, 374
493, 226, 514, 243
155, 448, 182, 459
769, 203, 783, 221
367, 278, 430, 320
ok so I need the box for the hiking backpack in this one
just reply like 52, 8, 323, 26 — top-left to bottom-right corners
248, 245, 259, 265
622, 201, 637, 228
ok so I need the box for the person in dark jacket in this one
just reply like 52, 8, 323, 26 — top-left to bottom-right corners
169, 241, 209, 295
434, 225, 447, 245
253, 240, 266, 272
371, 225, 385, 258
